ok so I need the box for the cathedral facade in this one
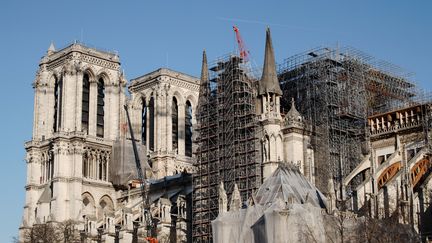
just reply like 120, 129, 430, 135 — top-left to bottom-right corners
20, 43, 199, 242
20, 29, 432, 242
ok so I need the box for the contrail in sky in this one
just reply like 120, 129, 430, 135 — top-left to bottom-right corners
216, 17, 319, 32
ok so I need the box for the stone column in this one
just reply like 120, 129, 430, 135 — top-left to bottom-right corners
70, 142, 84, 221
104, 84, 112, 139
51, 142, 71, 221
46, 78, 56, 136
75, 71, 84, 133
62, 62, 77, 133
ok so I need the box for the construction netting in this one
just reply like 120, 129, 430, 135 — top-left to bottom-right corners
111, 138, 151, 186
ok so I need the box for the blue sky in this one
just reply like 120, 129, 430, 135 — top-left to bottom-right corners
0, 1, 431, 241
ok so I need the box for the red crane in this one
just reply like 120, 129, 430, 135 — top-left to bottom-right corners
233, 26, 250, 63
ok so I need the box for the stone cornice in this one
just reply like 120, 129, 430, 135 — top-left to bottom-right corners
41, 43, 120, 71
129, 68, 199, 93
282, 126, 306, 135
82, 178, 115, 188
371, 137, 395, 148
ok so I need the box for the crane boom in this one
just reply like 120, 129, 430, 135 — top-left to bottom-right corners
233, 25, 250, 62
124, 104, 156, 240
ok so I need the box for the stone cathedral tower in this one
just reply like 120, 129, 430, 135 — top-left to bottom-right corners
257, 28, 284, 179
128, 68, 199, 178
20, 42, 126, 236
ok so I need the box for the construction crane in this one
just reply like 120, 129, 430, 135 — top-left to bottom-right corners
124, 104, 158, 243
233, 25, 250, 63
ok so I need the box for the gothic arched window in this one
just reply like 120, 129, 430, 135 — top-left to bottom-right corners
96, 78, 105, 138
185, 101, 193, 157
172, 97, 178, 152
53, 76, 63, 132
141, 98, 147, 145
98, 159, 103, 180
149, 97, 155, 151
82, 152, 89, 178
82, 74, 90, 133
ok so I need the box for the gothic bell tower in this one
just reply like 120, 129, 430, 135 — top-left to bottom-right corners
21, 42, 126, 237
257, 28, 284, 179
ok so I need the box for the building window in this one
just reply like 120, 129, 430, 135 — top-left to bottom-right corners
83, 152, 89, 178
149, 97, 155, 151
49, 151, 54, 180
185, 101, 193, 157
172, 97, 178, 152
141, 98, 147, 145
53, 76, 63, 132
82, 74, 90, 133
98, 160, 103, 180
96, 78, 105, 138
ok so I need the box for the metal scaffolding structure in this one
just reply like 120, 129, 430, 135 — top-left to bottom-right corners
278, 46, 417, 196
192, 54, 260, 242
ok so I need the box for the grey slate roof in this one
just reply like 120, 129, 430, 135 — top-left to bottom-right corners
254, 163, 327, 209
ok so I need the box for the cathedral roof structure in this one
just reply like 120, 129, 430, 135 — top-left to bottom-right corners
254, 163, 327, 209
258, 28, 283, 96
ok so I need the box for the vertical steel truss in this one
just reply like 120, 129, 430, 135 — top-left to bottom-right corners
192, 55, 259, 242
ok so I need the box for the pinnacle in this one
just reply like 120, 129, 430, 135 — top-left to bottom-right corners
47, 42, 56, 55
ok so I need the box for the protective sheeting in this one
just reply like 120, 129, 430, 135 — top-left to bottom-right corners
212, 197, 327, 243
212, 164, 420, 242
212, 164, 328, 243
111, 138, 149, 186
255, 165, 327, 208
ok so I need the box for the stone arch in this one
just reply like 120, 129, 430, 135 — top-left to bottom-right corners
98, 195, 114, 219
96, 70, 112, 85
82, 192, 96, 218
276, 134, 283, 162
141, 90, 153, 104
131, 93, 145, 109
47, 71, 61, 88
262, 134, 270, 162
81, 66, 97, 83
172, 91, 185, 106
184, 92, 197, 109
269, 134, 277, 161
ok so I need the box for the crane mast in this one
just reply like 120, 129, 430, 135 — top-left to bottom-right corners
124, 104, 156, 241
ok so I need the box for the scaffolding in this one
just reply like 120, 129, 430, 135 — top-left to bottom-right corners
192, 54, 260, 242
278, 46, 417, 196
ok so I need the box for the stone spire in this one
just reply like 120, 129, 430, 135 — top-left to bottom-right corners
258, 28, 282, 96
198, 50, 211, 100
47, 42, 56, 55
200, 50, 209, 83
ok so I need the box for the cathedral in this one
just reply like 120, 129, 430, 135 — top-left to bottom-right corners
19, 28, 432, 242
